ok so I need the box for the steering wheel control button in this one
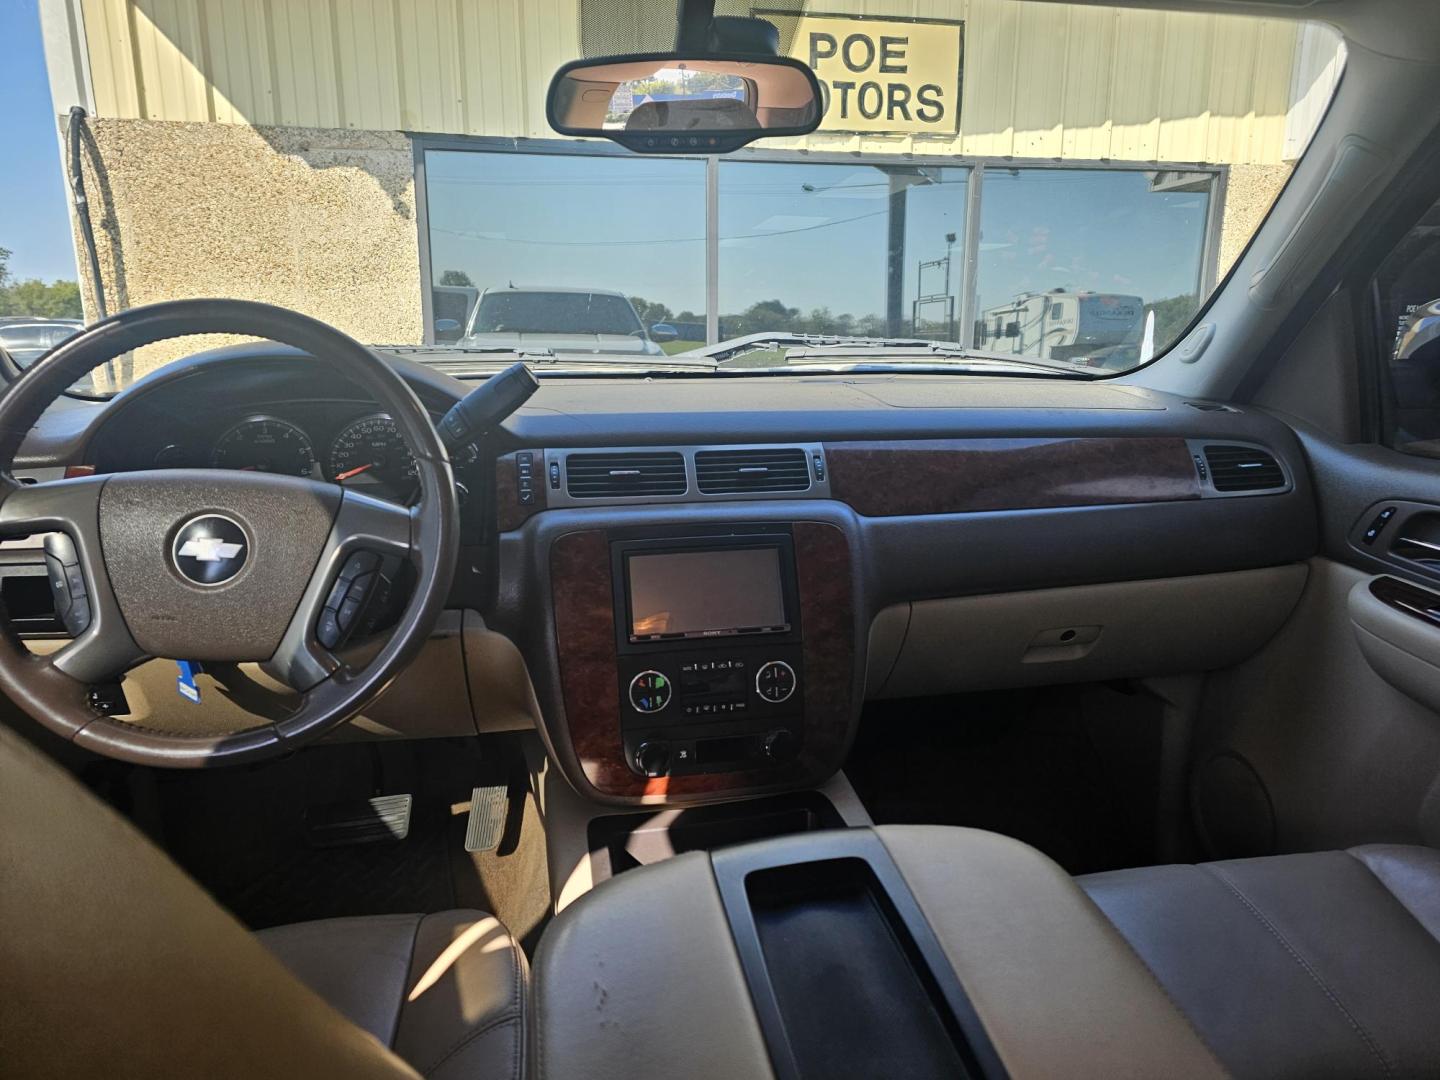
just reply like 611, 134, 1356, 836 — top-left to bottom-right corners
629, 670, 672, 714
171, 515, 248, 586
316, 608, 342, 650
318, 551, 386, 649
43, 532, 91, 636
756, 660, 797, 704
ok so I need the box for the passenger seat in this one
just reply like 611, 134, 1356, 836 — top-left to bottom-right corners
1079, 846, 1440, 1078
259, 911, 527, 1080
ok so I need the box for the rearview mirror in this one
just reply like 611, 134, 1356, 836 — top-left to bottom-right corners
547, 53, 822, 154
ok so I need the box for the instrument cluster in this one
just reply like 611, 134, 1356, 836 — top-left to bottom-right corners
133, 405, 475, 504
206, 412, 420, 493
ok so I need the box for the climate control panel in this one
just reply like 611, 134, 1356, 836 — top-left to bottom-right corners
617, 643, 804, 779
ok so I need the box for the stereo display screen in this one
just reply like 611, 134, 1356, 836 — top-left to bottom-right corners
627, 547, 788, 641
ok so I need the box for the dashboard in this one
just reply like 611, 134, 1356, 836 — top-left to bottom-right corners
8, 344, 1322, 807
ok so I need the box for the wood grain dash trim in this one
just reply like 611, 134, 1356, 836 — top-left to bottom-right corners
824, 437, 1200, 518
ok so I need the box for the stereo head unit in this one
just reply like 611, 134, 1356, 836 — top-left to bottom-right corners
619, 538, 795, 644
610, 531, 806, 779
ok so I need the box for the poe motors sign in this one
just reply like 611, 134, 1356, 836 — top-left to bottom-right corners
760, 11, 963, 135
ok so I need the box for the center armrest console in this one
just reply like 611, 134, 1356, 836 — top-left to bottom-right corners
534, 826, 1226, 1080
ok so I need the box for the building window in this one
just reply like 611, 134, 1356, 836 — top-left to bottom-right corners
422, 149, 706, 348
717, 161, 969, 341
974, 168, 1215, 368
420, 144, 1218, 366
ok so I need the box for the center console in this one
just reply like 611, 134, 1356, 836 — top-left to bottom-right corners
545, 515, 857, 803
534, 826, 1227, 1079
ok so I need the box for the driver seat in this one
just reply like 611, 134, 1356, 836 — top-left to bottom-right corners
0, 725, 527, 1080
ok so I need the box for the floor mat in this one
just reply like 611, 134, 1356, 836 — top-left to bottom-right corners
148, 736, 551, 951
846, 686, 1159, 875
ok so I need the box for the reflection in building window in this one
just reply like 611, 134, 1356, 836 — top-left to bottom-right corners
717, 161, 970, 342
974, 168, 1213, 368
424, 150, 706, 351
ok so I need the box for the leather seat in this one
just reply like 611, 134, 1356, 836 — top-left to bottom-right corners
1079, 845, 1440, 1079
2, 719, 529, 1080
259, 911, 528, 1080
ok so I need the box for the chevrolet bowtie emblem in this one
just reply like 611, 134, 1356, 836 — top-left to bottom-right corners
177, 537, 245, 562
172, 515, 249, 586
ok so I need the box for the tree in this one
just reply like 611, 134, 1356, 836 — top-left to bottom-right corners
438, 269, 475, 287
1146, 293, 1200, 351
629, 296, 673, 323
0, 245, 85, 319
0, 278, 83, 319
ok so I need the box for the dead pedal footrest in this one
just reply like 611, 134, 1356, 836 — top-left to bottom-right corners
305, 794, 413, 847
465, 785, 509, 852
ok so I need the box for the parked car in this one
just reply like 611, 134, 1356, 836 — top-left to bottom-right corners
0, 318, 82, 368
459, 286, 672, 354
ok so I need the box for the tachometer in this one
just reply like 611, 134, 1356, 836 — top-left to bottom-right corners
211, 416, 316, 476
329, 414, 418, 489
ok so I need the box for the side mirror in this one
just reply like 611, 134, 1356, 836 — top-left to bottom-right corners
649, 322, 679, 343
547, 53, 821, 154
434, 318, 461, 334
1396, 299, 1440, 362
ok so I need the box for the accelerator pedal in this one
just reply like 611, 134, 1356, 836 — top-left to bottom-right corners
305, 794, 413, 847
464, 785, 510, 852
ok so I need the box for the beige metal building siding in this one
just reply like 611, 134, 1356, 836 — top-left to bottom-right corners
79, 0, 1318, 165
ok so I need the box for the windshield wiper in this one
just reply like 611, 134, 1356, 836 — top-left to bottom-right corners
741, 358, 1095, 380
695, 332, 943, 363
695, 333, 1096, 378
783, 343, 1095, 378
379, 344, 558, 360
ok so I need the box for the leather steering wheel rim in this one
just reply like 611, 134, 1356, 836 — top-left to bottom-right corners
0, 299, 459, 766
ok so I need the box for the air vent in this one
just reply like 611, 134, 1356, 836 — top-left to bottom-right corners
1203, 444, 1286, 492
695, 447, 811, 494
1184, 401, 1236, 413
564, 451, 686, 499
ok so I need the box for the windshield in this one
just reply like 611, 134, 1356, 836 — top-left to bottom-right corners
7, 0, 1344, 390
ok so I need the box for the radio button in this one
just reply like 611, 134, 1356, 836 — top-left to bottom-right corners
629, 670, 672, 714
756, 661, 797, 704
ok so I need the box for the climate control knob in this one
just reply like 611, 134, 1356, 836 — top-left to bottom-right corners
628, 670, 672, 714
634, 741, 670, 778
755, 660, 797, 704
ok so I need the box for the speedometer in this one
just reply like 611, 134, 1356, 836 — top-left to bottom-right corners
211, 416, 316, 476
329, 414, 418, 489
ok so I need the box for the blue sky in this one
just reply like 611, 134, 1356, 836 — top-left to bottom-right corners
0, 1, 78, 283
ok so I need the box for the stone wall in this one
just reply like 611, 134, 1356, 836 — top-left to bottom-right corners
1218, 163, 1294, 282
71, 119, 423, 380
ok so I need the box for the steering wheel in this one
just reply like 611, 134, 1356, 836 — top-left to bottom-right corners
0, 299, 458, 766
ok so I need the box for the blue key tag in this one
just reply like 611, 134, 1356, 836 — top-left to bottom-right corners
176, 660, 202, 704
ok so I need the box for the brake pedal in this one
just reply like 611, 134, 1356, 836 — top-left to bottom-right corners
464, 785, 509, 852
305, 794, 413, 847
